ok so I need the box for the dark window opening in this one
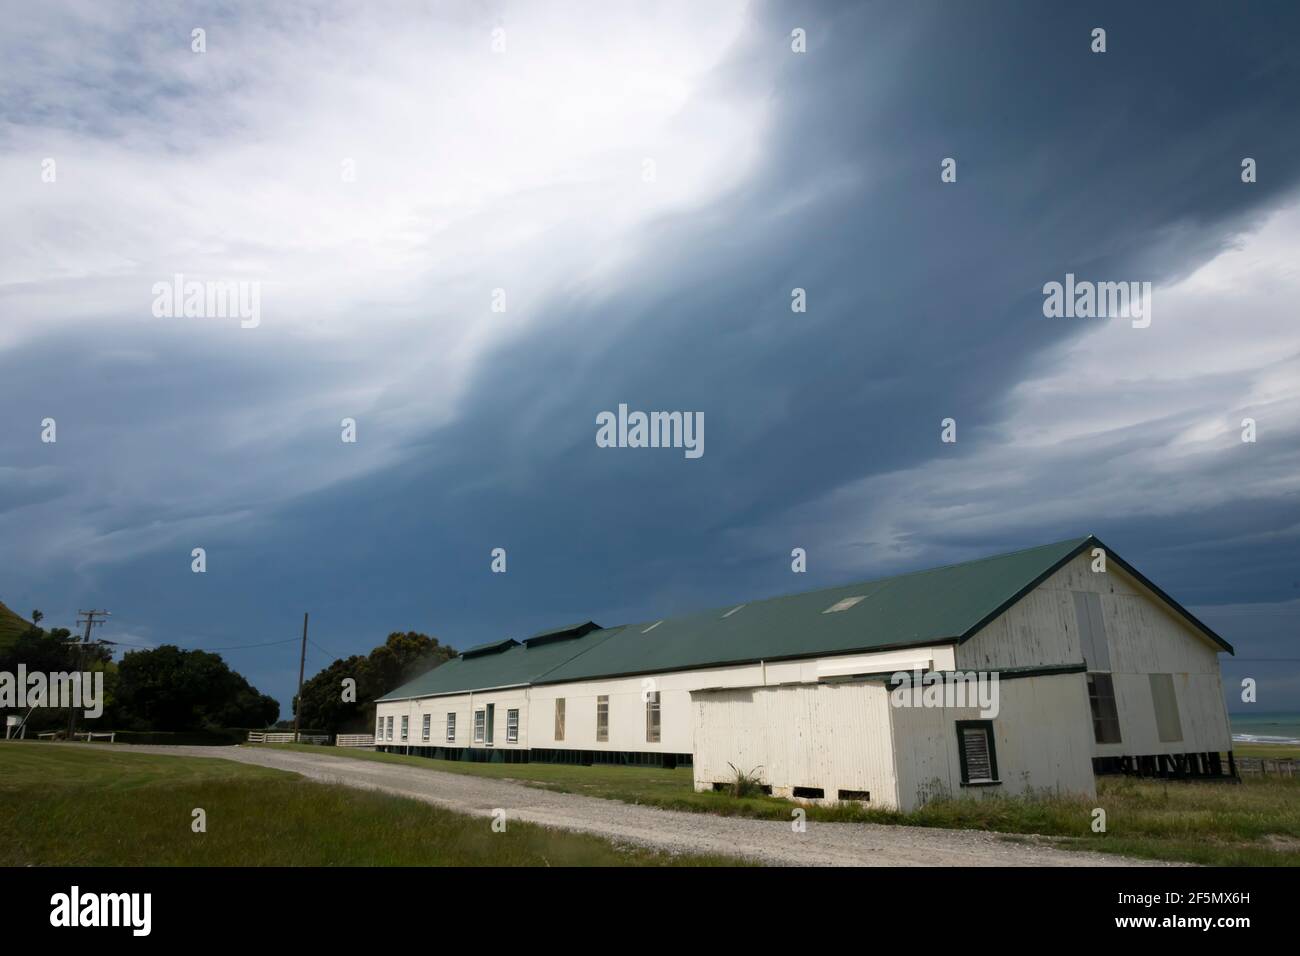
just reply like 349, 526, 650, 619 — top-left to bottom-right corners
956, 719, 999, 785
792, 786, 825, 799
837, 789, 870, 802
1087, 673, 1122, 744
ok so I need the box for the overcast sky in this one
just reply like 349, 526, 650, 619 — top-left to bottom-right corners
2, 1, 1298, 717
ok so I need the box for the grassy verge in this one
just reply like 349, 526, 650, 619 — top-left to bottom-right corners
253, 742, 1300, 865
1233, 743, 1300, 759
0, 742, 745, 866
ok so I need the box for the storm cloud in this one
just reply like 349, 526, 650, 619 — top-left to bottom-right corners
2, 1, 1298, 712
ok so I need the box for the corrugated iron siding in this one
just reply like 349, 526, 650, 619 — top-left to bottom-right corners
960, 552, 1231, 756
890, 673, 1097, 811
691, 683, 899, 807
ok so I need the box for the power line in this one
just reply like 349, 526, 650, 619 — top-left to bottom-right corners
61, 636, 301, 658
191, 637, 301, 651
308, 637, 345, 661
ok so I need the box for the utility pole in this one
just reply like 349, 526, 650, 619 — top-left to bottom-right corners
69, 609, 110, 739
293, 612, 308, 743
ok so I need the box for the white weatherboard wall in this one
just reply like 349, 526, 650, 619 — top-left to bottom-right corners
690, 682, 897, 804
523, 646, 951, 754
889, 673, 1097, 810
376, 687, 529, 751
691, 673, 1096, 812
956, 552, 1231, 757
375, 645, 955, 755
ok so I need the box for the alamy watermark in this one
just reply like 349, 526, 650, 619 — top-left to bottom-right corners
889, 669, 1000, 718
50, 886, 151, 936
0, 666, 104, 718
596, 403, 704, 459
1042, 273, 1151, 328
151, 273, 261, 328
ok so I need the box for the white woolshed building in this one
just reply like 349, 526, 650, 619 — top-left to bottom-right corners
374, 536, 1235, 811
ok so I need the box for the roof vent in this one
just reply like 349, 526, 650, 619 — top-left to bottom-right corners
521, 621, 601, 647
460, 638, 520, 659
823, 596, 866, 614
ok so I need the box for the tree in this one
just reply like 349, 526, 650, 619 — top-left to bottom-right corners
0, 624, 109, 673
111, 645, 279, 731
0, 624, 115, 733
295, 631, 455, 734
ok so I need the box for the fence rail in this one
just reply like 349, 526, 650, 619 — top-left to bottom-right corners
336, 734, 376, 748
1236, 756, 1296, 777
247, 731, 329, 745
75, 731, 116, 743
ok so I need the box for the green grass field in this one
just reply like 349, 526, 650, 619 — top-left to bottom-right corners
1233, 743, 1300, 759
255, 742, 1300, 866
0, 742, 744, 866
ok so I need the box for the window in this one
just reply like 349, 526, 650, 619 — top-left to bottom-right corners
645, 691, 661, 743
1149, 673, 1183, 743
554, 698, 566, 742
1087, 673, 1122, 744
385, 715, 393, 741
376, 716, 383, 739
473, 710, 485, 743
421, 713, 431, 742
507, 708, 519, 744
596, 695, 609, 742
400, 716, 408, 741
1073, 591, 1110, 670
956, 720, 999, 785
446, 713, 456, 743
485, 703, 495, 745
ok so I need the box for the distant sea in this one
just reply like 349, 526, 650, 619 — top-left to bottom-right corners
1230, 711, 1300, 745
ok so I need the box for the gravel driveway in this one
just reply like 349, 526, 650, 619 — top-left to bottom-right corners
90, 744, 1168, 867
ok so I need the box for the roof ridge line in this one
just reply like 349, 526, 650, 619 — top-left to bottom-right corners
607, 535, 1095, 631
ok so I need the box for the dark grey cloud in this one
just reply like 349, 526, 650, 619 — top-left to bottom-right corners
4, 1, 1299, 711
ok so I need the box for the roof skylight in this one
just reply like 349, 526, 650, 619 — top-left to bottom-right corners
823, 596, 866, 614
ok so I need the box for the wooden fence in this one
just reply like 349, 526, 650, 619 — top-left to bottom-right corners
246, 731, 329, 745
1236, 756, 1297, 777
336, 734, 376, 748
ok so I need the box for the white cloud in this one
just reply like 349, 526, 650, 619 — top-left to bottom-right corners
0, 0, 770, 571
765, 200, 1300, 574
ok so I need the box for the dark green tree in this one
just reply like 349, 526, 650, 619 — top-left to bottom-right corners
111, 645, 279, 731
295, 631, 454, 734
0, 624, 114, 732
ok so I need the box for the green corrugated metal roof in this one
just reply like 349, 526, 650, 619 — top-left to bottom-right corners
536, 536, 1093, 683
377, 626, 625, 701
376, 535, 1231, 702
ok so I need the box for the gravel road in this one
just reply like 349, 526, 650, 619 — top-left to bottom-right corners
89, 744, 1170, 867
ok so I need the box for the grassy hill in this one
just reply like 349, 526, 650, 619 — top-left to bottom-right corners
0, 601, 32, 649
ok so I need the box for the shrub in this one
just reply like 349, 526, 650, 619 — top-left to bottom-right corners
726, 762, 766, 798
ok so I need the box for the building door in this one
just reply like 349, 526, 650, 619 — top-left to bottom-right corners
485, 703, 495, 745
